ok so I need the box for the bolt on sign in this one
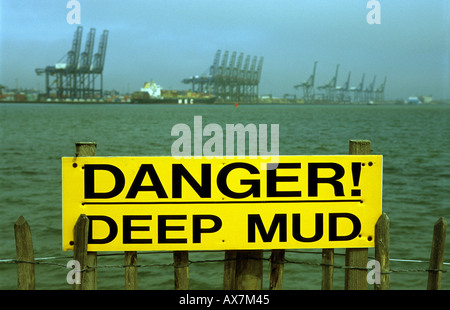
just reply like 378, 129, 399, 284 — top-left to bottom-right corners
62, 156, 382, 252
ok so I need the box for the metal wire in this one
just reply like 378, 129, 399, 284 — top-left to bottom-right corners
1, 251, 448, 274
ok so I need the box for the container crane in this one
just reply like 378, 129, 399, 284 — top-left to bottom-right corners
350, 73, 365, 103
239, 55, 251, 88
335, 71, 351, 103
53, 26, 83, 74
248, 56, 257, 84
246, 56, 257, 101
209, 49, 221, 95
226, 52, 237, 79
182, 50, 263, 103
182, 49, 221, 94
35, 26, 109, 101
217, 50, 229, 80
364, 75, 376, 103
60, 25, 83, 98
251, 56, 264, 102
90, 29, 109, 98
79, 28, 96, 73
374, 76, 387, 103
210, 50, 221, 78
231, 52, 244, 100
224, 51, 237, 97
232, 53, 244, 81
294, 61, 317, 104
317, 64, 339, 103
78, 28, 96, 98
215, 50, 229, 98
92, 30, 109, 74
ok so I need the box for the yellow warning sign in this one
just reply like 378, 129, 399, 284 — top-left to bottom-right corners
62, 155, 382, 251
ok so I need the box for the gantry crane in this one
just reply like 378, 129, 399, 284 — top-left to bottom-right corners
224, 51, 237, 98
182, 50, 264, 102
91, 30, 109, 98
35, 26, 109, 100
294, 61, 317, 104
238, 55, 251, 100
375, 76, 387, 103
364, 75, 376, 103
231, 52, 244, 100
335, 71, 351, 103
253, 56, 264, 102
78, 28, 96, 98
350, 73, 365, 103
317, 64, 339, 103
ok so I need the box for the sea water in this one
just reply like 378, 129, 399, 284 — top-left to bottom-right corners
0, 103, 449, 289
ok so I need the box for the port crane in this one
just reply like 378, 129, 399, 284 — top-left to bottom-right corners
210, 49, 222, 78
79, 28, 96, 73
364, 75, 376, 103
350, 73, 365, 103
182, 49, 221, 94
231, 52, 244, 100
289, 59, 386, 105
238, 55, 251, 100
224, 51, 237, 97
35, 26, 109, 100
36, 26, 83, 99
317, 64, 339, 103
232, 53, 244, 82
91, 29, 109, 98
183, 50, 263, 102
245, 56, 257, 100
251, 56, 264, 102
375, 76, 387, 103
294, 61, 317, 104
78, 28, 96, 98
335, 71, 351, 103
214, 50, 229, 98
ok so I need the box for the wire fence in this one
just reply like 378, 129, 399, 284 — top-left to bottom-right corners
2, 249, 449, 274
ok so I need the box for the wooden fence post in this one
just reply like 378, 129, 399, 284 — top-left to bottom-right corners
235, 250, 263, 290
14, 216, 35, 290
375, 213, 390, 290
321, 249, 334, 290
73, 214, 91, 290
174, 251, 189, 290
75, 141, 97, 157
345, 140, 371, 290
269, 249, 285, 290
74, 142, 97, 289
125, 251, 138, 290
223, 250, 237, 289
427, 217, 447, 290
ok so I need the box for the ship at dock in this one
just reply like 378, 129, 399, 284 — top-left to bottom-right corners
131, 81, 216, 104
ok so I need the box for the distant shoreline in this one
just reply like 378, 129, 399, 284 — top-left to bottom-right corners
1, 100, 449, 105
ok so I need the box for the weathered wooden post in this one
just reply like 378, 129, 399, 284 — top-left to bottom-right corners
223, 250, 237, 289
235, 250, 263, 290
374, 213, 390, 290
269, 249, 285, 290
174, 251, 189, 290
14, 216, 35, 290
427, 217, 447, 290
345, 140, 371, 290
74, 142, 97, 290
321, 249, 334, 290
225, 249, 264, 290
125, 251, 138, 290
73, 214, 91, 290
75, 141, 97, 157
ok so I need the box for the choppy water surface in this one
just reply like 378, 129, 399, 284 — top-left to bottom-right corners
0, 103, 449, 289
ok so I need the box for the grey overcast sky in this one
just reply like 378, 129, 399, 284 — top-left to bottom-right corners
1, 0, 449, 99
